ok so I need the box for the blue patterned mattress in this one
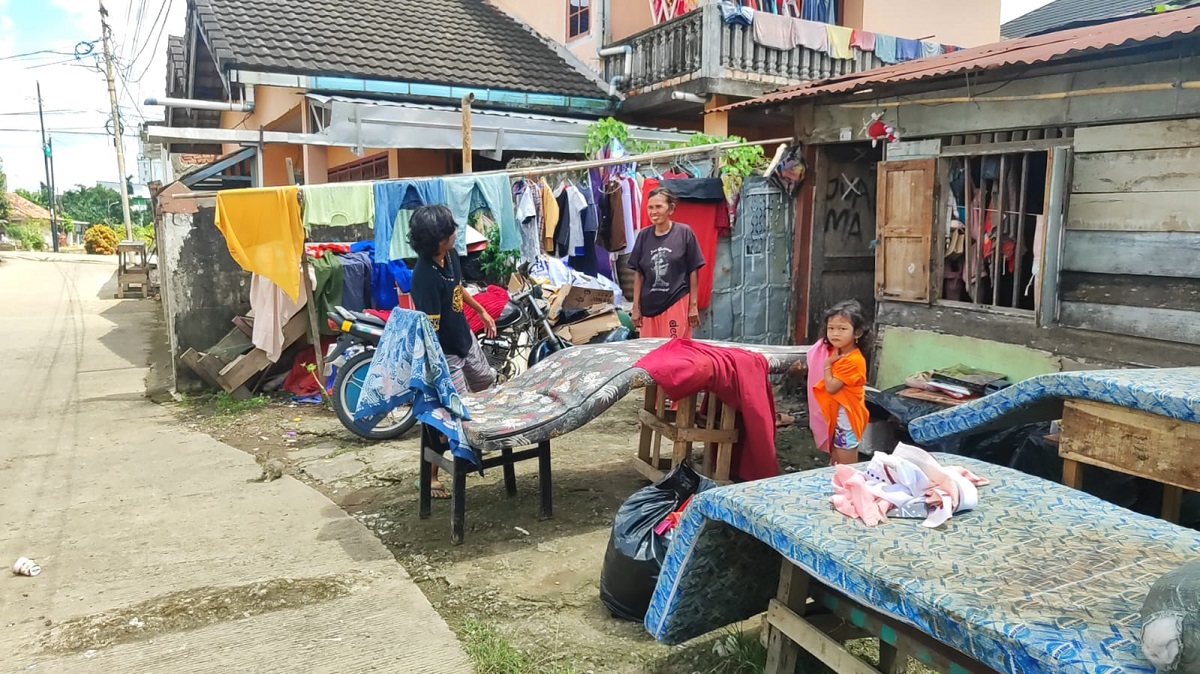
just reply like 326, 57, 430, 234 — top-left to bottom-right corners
461, 339, 806, 452
645, 456, 1200, 673
908, 367, 1200, 443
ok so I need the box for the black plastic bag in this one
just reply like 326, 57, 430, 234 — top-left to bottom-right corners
600, 463, 715, 621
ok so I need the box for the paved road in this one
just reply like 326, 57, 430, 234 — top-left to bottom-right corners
0, 254, 470, 673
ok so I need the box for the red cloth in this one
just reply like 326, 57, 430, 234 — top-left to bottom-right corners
304, 243, 351, 258
672, 201, 721, 310
282, 336, 337, 396
365, 308, 391, 322
635, 339, 778, 482
463, 285, 510, 333
639, 177, 659, 230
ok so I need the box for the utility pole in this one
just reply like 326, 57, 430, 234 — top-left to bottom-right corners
36, 82, 61, 253
48, 138, 61, 243
98, 0, 133, 241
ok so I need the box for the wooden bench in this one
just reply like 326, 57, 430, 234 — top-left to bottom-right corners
632, 383, 739, 484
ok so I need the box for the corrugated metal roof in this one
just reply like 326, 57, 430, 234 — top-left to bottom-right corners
721, 6, 1200, 111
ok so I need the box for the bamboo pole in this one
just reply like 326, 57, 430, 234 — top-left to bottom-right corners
461, 93, 475, 173
171, 135, 795, 199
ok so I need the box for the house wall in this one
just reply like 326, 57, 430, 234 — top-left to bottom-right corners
851, 0, 1001, 46
219, 85, 303, 155
793, 46, 1200, 382
262, 145, 302, 187
492, 0, 654, 72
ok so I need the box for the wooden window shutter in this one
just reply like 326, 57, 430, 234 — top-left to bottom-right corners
874, 158, 936, 302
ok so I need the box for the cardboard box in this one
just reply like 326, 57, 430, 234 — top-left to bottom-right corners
554, 310, 622, 345
549, 283, 615, 321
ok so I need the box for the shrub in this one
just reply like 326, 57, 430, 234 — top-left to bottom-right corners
84, 224, 119, 255
4, 224, 46, 251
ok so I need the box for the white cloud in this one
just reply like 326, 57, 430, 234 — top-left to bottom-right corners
1, 0, 185, 191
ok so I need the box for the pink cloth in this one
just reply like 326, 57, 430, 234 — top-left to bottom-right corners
850, 29, 876, 52
806, 339, 834, 453
831, 464, 889, 526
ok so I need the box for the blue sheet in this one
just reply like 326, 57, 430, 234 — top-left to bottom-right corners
909, 367, 1200, 443
645, 456, 1200, 673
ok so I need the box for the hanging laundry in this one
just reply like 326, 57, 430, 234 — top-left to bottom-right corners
541, 178, 561, 254
388, 210, 417, 260
373, 179, 446, 262
335, 251, 373, 313
717, 1, 754, 25
895, 38, 922, 62
568, 230, 600, 277
850, 29, 875, 52
752, 11, 797, 50
305, 242, 351, 257
443, 174, 521, 255
825, 24, 854, 59
874, 34, 898, 63
300, 183, 374, 228
248, 273, 306, 363
921, 40, 944, 58
553, 182, 588, 258
215, 185, 304, 301
513, 181, 541, 263
801, 0, 836, 23
793, 19, 829, 52
308, 253, 344, 332
661, 177, 724, 311
351, 241, 411, 310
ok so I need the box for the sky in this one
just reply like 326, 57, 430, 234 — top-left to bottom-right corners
0, 0, 184, 191
0, 0, 1053, 192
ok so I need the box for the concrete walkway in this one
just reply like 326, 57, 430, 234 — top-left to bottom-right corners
0, 254, 470, 673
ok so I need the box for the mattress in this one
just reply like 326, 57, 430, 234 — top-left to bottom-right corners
645, 455, 1200, 673
461, 339, 806, 451
908, 367, 1200, 443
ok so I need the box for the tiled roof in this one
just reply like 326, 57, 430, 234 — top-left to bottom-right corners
1002, 0, 1165, 37
721, 6, 1200, 109
192, 0, 608, 99
6, 193, 52, 221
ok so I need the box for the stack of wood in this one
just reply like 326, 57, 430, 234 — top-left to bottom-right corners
181, 311, 309, 399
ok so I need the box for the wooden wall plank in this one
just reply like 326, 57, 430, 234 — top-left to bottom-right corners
1073, 147, 1200, 193
1074, 118, 1200, 153
1060, 272, 1200, 311
1060, 302, 1200, 345
1068, 192, 1200, 232
1060, 400, 1200, 493
1061, 230, 1200, 278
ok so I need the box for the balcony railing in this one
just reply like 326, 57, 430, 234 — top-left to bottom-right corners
603, 4, 885, 94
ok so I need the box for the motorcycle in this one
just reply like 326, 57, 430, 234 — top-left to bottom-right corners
327, 270, 571, 441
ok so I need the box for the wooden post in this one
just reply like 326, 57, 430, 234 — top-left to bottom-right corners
301, 258, 326, 386
461, 93, 475, 173
765, 558, 810, 673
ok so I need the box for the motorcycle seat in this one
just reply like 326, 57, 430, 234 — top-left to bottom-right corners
493, 302, 522, 330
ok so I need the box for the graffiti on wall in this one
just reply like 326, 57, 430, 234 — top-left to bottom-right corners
823, 174, 871, 241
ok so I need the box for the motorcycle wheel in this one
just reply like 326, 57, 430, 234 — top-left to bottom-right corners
527, 336, 570, 368
332, 349, 417, 441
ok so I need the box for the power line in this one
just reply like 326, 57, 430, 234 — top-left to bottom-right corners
124, 0, 170, 80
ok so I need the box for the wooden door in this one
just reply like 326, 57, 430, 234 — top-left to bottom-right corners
875, 159, 936, 302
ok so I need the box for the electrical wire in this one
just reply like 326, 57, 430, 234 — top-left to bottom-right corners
124, 0, 171, 82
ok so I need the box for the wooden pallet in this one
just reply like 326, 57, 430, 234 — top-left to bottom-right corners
180, 311, 308, 398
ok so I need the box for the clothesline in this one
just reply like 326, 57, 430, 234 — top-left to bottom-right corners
173, 136, 794, 199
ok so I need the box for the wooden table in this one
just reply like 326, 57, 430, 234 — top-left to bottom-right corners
632, 383, 738, 484
1060, 399, 1200, 522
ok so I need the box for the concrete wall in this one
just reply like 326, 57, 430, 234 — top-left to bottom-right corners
262, 144, 302, 187
159, 206, 251, 391
219, 85, 303, 156
490, 0, 655, 72
875, 326, 1060, 389
853, 0, 1001, 46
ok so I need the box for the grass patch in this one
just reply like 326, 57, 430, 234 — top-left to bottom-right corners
177, 391, 271, 417
706, 628, 767, 674
461, 618, 575, 674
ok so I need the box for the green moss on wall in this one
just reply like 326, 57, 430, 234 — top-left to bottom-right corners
875, 326, 1061, 389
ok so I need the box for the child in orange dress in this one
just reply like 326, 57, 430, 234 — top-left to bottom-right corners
812, 300, 870, 465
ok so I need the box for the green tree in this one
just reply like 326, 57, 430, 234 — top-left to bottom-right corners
15, 185, 49, 208
59, 184, 123, 225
